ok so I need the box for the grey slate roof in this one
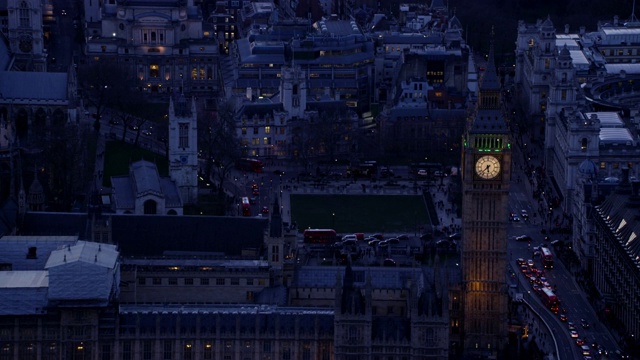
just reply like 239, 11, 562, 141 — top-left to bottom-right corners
132, 160, 163, 196
45, 240, 118, 269
159, 178, 182, 207
0, 235, 79, 270
0, 271, 48, 315
0, 71, 68, 100
111, 160, 182, 210
45, 241, 119, 304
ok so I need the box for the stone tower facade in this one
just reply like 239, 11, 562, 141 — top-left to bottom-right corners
168, 95, 198, 205
545, 44, 597, 212
514, 17, 556, 119
7, 0, 46, 71
279, 66, 307, 119
461, 42, 511, 356
333, 262, 372, 360
545, 45, 580, 176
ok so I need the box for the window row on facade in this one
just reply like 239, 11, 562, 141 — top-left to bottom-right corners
137, 277, 267, 286
0, 339, 332, 360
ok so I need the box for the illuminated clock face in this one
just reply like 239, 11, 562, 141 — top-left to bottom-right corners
475, 155, 501, 179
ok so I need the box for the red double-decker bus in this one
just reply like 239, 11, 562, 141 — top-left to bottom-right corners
241, 197, 251, 216
303, 229, 337, 244
235, 158, 264, 173
540, 287, 560, 313
541, 247, 553, 269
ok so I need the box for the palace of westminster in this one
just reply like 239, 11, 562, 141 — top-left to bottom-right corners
0, 0, 640, 358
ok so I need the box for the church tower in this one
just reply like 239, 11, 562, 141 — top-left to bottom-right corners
7, 0, 46, 71
460, 35, 511, 356
280, 66, 307, 119
168, 95, 198, 205
266, 197, 285, 283
333, 262, 372, 360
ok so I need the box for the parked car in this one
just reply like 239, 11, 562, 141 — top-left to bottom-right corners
261, 206, 269, 214
580, 319, 590, 329
380, 168, 394, 178
515, 235, 532, 242
383, 258, 396, 267
526, 259, 535, 267
342, 239, 357, 246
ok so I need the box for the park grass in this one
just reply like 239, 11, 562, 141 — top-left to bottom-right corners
290, 194, 430, 234
102, 140, 168, 187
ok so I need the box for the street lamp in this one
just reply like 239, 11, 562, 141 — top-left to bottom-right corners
332, 212, 335, 229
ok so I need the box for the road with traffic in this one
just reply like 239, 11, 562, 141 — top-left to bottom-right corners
507, 141, 620, 359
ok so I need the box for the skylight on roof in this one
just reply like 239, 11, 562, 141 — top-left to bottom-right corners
618, 218, 627, 232
626, 231, 637, 247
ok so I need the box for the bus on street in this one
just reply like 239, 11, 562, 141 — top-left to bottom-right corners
235, 158, 264, 173
241, 197, 251, 216
541, 247, 553, 269
303, 229, 337, 244
540, 287, 560, 313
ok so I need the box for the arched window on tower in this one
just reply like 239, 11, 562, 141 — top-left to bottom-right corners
19, 1, 30, 28
581, 138, 588, 152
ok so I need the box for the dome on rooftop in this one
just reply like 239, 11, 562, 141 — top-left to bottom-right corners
578, 159, 598, 178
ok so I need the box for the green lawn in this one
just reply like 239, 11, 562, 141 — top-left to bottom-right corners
103, 140, 168, 187
290, 194, 430, 234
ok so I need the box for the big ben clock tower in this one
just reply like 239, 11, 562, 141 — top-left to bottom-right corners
461, 37, 511, 356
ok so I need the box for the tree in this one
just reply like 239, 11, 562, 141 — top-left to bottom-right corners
77, 62, 126, 133
40, 122, 92, 211
290, 108, 357, 173
198, 98, 241, 209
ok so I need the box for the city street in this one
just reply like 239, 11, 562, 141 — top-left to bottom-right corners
506, 125, 620, 359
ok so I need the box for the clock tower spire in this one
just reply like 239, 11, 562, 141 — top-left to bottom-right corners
460, 29, 511, 356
